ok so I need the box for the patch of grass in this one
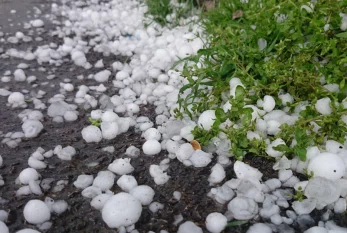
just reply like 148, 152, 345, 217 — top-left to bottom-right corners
144, 0, 200, 27
175, 0, 347, 161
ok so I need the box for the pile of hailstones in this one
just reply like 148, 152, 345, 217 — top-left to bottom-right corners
0, 0, 347, 232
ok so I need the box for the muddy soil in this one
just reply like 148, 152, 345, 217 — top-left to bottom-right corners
0, 0, 346, 233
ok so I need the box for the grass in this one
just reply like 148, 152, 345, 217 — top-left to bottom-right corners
173, 0, 347, 161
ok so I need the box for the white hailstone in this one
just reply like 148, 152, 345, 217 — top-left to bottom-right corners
129, 185, 155, 206
176, 143, 194, 162
178, 45, 194, 58
149, 165, 170, 185
56, 146, 76, 161
81, 125, 102, 143
63, 83, 74, 92
0, 155, 3, 167
28, 157, 46, 169
125, 146, 140, 158
234, 161, 263, 183
334, 198, 347, 214
173, 191, 182, 201
304, 227, 328, 233
0, 221, 9, 233
180, 125, 195, 141
116, 71, 129, 80
326, 140, 344, 154
22, 119, 43, 138
16, 186, 32, 196
246, 223, 272, 233
258, 38, 267, 51
127, 103, 140, 114
189, 150, 212, 167
30, 19, 44, 27
142, 140, 161, 156
149, 202, 164, 213
91, 194, 112, 210
278, 93, 294, 106
229, 78, 245, 98
19, 168, 39, 184
93, 171, 116, 191
307, 152, 345, 180
197, 110, 216, 131
64, 111, 78, 121
94, 59, 104, 68
228, 197, 258, 220
117, 175, 138, 192
208, 164, 226, 185
143, 128, 161, 141
8, 92, 25, 106
91, 110, 103, 120
315, 97, 332, 115
94, 70, 111, 82
205, 212, 227, 233
292, 198, 317, 215
102, 193, 142, 228
101, 111, 119, 122
23, 200, 51, 224
16, 229, 41, 233
0, 210, 7, 222
81, 186, 102, 198
263, 95, 276, 112
14, 69, 26, 82
74, 175, 93, 189
266, 138, 286, 157
52, 200, 68, 215
166, 140, 180, 154
278, 169, 293, 182
177, 221, 203, 233
108, 158, 134, 175
266, 120, 281, 135
101, 121, 119, 140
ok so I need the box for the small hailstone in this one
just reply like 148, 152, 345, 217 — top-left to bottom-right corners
246, 223, 272, 233
64, 111, 78, 121
56, 146, 76, 161
129, 185, 155, 206
28, 180, 42, 195
19, 168, 39, 184
176, 143, 194, 162
177, 221, 203, 233
74, 175, 94, 189
149, 165, 170, 185
91, 193, 112, 210
14, 69, 26, 82
197, 110, 215, 131
81, 186, 102, 198
125, 146, 140, 157
30, 19, 44, 27
142, 140, 161, 155
16, 186, 32, 196
63, 83, 74, 91
101, 122, 119, 140
0, 209, 8, 222
0, 221, 8, 233
22, 119, 43, 138
173, 191, 181, 201
208, 164, 226, 185
143, 128, 161, 141
23, 199, 51, 224
94, 70, 111, 82
315, 97, 332, 115
82, 125, 102, 143
149, 202, 164, 213
205, 212, 228, 233
263, 95, 276, 112
228, 196, 258, 220
292, 198, 317, 215
52, 200, 68, 215
117, 175, 138, 192
266, 138, 286, 157
8, 92, 25, 106
101, 111, 119, 122
102, 193, 142, 228
278, 169, 293, 182
127, 103, 140, 114
102, 146, 115, 153
108, 158, 134, 175
93, 171, 116, 191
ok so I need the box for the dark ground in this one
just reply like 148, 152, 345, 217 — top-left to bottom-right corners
0, 0, 346, 233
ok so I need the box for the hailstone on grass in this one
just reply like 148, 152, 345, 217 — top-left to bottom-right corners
307, 152, 345, 180
23, 199, 51, 224
197, 110, 216, 131
102, 192, 142, 228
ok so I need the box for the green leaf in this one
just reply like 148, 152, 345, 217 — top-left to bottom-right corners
336, 32, 347, 38
294, 146, 307, 161
340, 78, 346, 90
226, 220, 248, 227
215, 107, 226, 121
273, 144, 291, 152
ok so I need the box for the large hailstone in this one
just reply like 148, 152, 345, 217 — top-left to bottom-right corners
129, 185, 155, 206
0, 221, 9, 233
177, 221, 203, 233
23, 199, 51, 224
102, 193, 142, 228
307, 152, 346, 180
227, 197, 259, 220
81, 125, 102, 143
197, 110, 216, 131
142, 139, 161, 155
19, 168, 40, 184
22, 119, 43, 138
101, 121, 119, 140
205, 212, 227, 233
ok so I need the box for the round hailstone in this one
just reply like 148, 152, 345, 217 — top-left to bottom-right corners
94, 70, 111, 82
177, 221, 203, 233
63, 111, 78, 121
246, 223, 272, 233
19, 168, 39, 184
14, 69, 26, 82
74, 174, 94, 189
23, 199, 51, 224
0, 221, 9, 233
208, 164, 226, 185
16, 229, 41, 233
304, 227, 329, 233
91, 194, 112, 210
22, 119, 43, 138
108, 158, 134, 175
143, 128, 161, 141
117, 175, 138, 192
205, 212, 227, 233
227, 197, 258, 220
101, 121, 119, 140
101, 111, 119, 122
176, 143, 194, 162
92, 171, 116, 191
142, 140, 161, 155
81, 125, 102, 143
102, 192, 142, 228
129, 185, 155, 206
263, 95, 276, 112
197, 110, 216, 131
307, 152, 346, 180
315, 97, 332, 115
52, 200, 68, 215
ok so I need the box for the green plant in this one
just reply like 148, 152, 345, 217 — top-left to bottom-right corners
175, 0, 347, 161
293, 186, 305, 202
89, 117, 101, 127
